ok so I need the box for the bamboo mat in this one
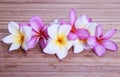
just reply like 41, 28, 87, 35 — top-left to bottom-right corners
0, 0, 120, 77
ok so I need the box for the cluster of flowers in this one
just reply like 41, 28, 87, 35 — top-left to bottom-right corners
2, 9, 118, 59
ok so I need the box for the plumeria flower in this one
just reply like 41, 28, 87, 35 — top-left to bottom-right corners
28, 16, 48, 49
43, 22, 72, 59
2, 22, 32, 51
87, 25, 118, 56
68, 9, 98, 53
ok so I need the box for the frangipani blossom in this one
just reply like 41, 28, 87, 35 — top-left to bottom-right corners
87, 25, 118, 56
68, 9, 98, 53
28, 16, 48, 49
2, 22, 32, 51
43, 23, 72, 59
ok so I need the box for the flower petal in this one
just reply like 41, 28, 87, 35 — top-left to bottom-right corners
20, 26, 32, 41
42, 25, 49, 38
9, 43, 21, 51
2, 35, 17, 43
75, 29, 90, 40
65, 40, 72, 50
22, 39, 28, 51
30, 16, 43, 32
87, 17, 92, 22
8, 22, 19, 35
48, 23, 59, 39
70, 9, 76, 26
93, 44, 106, 56
95, 25, 103, 38
75, 15, 89, 29
102, 40, 118, 51
43, 39, 58, 54
73, 40, 85, 53
87, 36, 97, 47
58, 24, 71, 37
28, 37, 39, 49
67, 32, 78, 40
86, 23, 98, 36
39, 37, 47, 49
102, 29, 117, 39
56, 47, 68, 59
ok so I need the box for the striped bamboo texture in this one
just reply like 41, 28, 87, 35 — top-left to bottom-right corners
0, 0, 120, 77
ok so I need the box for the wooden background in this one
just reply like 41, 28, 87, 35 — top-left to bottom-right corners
0, 0, 120, 77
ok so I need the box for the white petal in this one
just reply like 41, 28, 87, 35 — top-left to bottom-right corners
2, 35, 17, 43
58, 24, 71, 37
20, 26, 32, 41
56, 47, 68, 60
65, 40, 72, 50
9, 43, 21, 51
75, 15, 89, 29
86, 23, 98, 36
22, 39, 28, 51
73, 40, 85, 53
43, 39, 59, 54
48, 24, 59, 39
8, 22, 20, 35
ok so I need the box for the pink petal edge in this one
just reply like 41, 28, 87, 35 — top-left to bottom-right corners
70, 8, 76, 26
93, 44, 106, 56
102, 29, 117, 39
30, 16, 44, 32
28, 37, 39, 49
102, 40, 118, 51
75, 29, 90, 40
87, 36, 97, 47
96, 25, 103, 38
67, 32, 78, 40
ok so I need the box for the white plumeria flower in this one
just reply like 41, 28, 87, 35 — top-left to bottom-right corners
2, 22, 32, 51
74, 15, 98, 52
43, 23, 72, 59
75, 15, 97, 36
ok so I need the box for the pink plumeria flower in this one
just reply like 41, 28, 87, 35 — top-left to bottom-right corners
87, 25, 118, 56
43, 22, 72, 60
2, 22, 32, 51
68, 9, 98, 53
28, 16, 48, 49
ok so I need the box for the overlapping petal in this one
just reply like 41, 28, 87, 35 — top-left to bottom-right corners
30, 16, 43, 32
75, 29, 90, 40
75, 15, 89, 29
87, 36, 97, 47
58, 24, 71, 37
48, 24, 59, 39
73, 40, 85, 53
86, 23, 98, 36
68, 32, 78, 40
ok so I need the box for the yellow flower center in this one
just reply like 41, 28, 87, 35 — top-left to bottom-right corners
55, 35, 67, 47
15, 33, 24, 44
